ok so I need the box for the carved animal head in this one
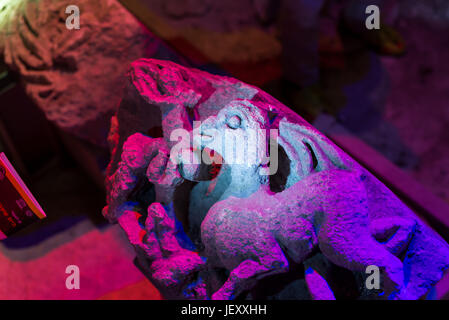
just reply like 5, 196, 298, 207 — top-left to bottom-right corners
194, 99, 271, 168
193, 98, 352, 191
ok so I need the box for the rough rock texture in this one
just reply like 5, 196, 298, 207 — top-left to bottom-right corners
104, 58, 449, 300
0, 0, 159, 147
398, 0, 449, 27
135, 0, 281, 64
381, 7, 449, 203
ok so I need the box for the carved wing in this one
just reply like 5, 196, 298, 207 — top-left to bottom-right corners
277, 118, 353, 188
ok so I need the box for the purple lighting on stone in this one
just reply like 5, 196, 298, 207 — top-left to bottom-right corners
103, 59, 449, 300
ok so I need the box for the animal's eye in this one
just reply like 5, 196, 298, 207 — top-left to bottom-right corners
227, 115, 242, 129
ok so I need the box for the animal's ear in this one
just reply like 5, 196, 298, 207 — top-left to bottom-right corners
277, 118, 351, 188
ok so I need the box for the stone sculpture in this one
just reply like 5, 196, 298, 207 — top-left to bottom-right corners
103, 58, 449, 300
0, 0, 159, 147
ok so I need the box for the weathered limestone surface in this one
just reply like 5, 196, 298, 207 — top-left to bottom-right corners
0, 0, 159, 147
104, 58, 449, 300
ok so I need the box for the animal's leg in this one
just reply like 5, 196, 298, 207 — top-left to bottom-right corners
319, 219, 404, 298
275, 217, 317, 263
211, 254, 289, 300
371, 217, 416, 257
313, 172, 404, 298
119, 202, 206, 299
304, 267, 336, 300
103, 133, 180, 220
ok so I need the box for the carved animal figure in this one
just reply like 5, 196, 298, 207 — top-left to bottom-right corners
103, 89, 449, 299
101, 59, 449, 300
195, 99, 449, 300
